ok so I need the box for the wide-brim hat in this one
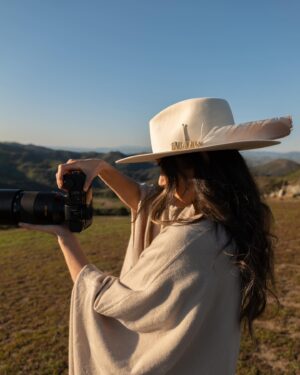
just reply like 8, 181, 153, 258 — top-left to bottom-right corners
115, 97, 293, 164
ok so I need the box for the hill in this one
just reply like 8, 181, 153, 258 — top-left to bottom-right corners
250, 159, 300, 177
250, 158, 300, 197
0, 142, 159, 191
240, 150, 300, 166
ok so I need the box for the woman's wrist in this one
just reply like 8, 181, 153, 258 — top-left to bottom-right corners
56, 228, 89, 283
56, 228, 76, 241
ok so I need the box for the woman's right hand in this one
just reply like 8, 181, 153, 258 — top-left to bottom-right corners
56, 157, 141, 211
56, 158, 106, 192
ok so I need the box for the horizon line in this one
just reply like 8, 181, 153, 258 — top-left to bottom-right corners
1, 140, 300, 154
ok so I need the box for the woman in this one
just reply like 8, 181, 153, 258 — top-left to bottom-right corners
19, 98, 292, 374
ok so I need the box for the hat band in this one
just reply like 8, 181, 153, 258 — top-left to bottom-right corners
171, 140, 203, 150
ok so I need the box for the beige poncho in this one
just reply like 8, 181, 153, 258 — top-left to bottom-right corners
69, 183, 242, 374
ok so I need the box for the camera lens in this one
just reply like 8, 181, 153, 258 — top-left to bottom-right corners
0, 171, 93, 232
0, 190, 65, 226
0, 190, 21, 225
20, 191, 65, 224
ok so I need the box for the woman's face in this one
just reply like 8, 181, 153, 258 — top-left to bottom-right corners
156, 159, 167, 187
156, 158, 193, 188
158, 173, 167, 187
156, 157, 196, 205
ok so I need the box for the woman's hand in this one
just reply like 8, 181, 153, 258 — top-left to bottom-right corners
56, 158, 106, 192
18, 222, 73, 238
57, 156, 141, 211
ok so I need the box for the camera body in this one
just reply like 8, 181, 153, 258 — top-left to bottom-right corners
0, 171, 93, 232
63, 171, 93, 232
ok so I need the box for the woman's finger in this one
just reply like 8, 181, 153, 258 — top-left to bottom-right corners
56, 163, 82, 189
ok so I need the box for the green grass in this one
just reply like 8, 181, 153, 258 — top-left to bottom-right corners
0, 201, 299, 374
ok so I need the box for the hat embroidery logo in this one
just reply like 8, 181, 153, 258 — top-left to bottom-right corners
171, 123, 203, 150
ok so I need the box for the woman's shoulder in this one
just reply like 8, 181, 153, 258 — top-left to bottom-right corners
156, 218, 237, 271
161, 217, 217, 252
135, 183, 236, 262
132, 217, 235, 289
142, 217, 215, 262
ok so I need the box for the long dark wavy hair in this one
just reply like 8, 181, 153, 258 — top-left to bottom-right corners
136, 150, 280, 340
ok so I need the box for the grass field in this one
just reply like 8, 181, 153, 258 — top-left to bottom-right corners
0, 199, 299, 374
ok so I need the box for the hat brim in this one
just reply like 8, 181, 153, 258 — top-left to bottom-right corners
115, 139, 281, 164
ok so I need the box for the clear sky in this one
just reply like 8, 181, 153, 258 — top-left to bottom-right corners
0, 0, 299, 152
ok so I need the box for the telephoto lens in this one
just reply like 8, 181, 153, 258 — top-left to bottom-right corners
0, 190, 65, 226
0, 170, 93, 232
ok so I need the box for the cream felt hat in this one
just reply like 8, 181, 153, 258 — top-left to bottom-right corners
115, 97, 293, 164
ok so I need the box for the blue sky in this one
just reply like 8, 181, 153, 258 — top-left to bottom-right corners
0, 0, 299, 152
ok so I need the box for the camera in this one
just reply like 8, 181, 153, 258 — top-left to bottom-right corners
0, 170, 93, 232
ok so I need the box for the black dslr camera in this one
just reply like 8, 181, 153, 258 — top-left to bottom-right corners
0, 171, 93, 232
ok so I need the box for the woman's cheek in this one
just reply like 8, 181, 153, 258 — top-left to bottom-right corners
158, 174, 167, 187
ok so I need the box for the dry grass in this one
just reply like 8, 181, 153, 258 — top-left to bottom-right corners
236, 199, 300, 375
0, 200, 299, 374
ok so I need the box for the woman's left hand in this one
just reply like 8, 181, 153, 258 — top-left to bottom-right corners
18, 222, 73, 237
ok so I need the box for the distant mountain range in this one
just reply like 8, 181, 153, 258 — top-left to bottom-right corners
48, 145, 300, 165
251, 159, 300, 176
49, 145, 152, 154
0, 142, 299, 193
0, 142, 159, 191
240, 150, 300, 166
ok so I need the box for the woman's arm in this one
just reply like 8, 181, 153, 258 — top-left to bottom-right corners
57, 232, 89, 283
97, 160, 141, 212
22, 159, 142, 284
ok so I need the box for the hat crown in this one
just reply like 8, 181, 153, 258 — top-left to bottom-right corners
149, 98, 235, 153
